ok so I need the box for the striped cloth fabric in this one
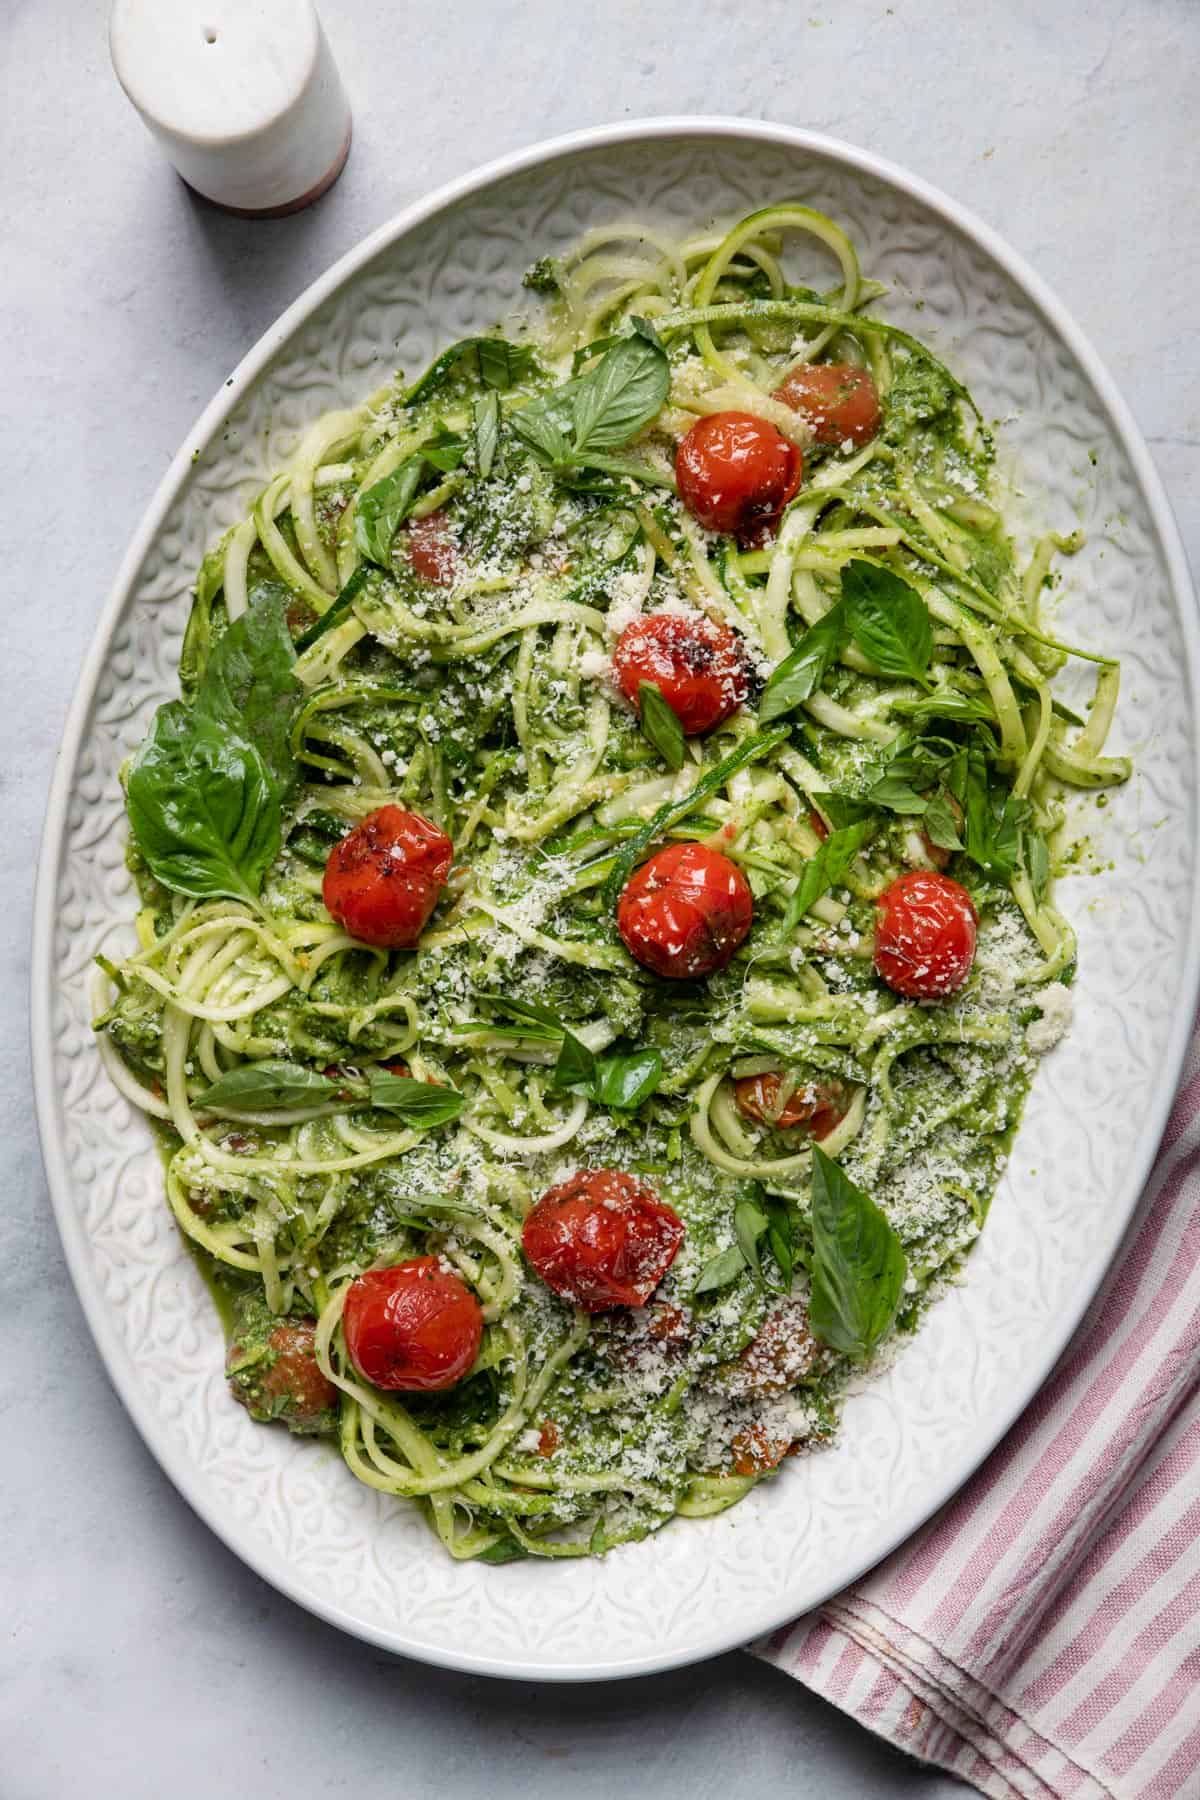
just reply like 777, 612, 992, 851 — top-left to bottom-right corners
755, 1029, 1200, 1798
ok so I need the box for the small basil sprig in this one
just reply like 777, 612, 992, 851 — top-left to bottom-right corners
404, 335, 534, 405
197, 1060, 339, 1111
784, 818, 874, 930
367, 1071, 465, 1127
127, 588, 302, 903
355, 431, 467, 567
510, 327, 669, 474
808, 1147, 907, 1360
637, 681, 685, 771
695, 1191, 797, 1295
473, 995, 662, 1111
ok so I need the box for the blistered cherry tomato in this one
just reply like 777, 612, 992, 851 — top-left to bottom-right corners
343, 1257, 482, 1391
229, 1319, 337, 1429
722, 1300, 820, 1397
730, 1424, 793, 1476
734, 1073, 848, 1139
405, 509, 457, 586
774, 362, 881, 448
675, 411, 802, 539
612, 613, 749, 736
873, 870, 977, 998
522, 1169, 684, 1312
617, 842, 753, 980
323, 806, 452, 949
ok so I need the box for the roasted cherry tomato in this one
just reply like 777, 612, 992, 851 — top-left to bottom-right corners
774, 362, 881, 448
405, 509, 457, 586
734, 1073, 848, 1139
617, 842, 753, 979
873, 870, 977, 998
323, 806, 452, 949
721, 1300, 820, 1397
730, 1424, 793, 1476
612, 612, 749, 736
228, 1319, 337, 1431
342, 1257, 482, 1391
675, 411, 802, 539
522, 1169, 684, 1312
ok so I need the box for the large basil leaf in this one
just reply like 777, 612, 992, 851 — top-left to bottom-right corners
808, 1147, 906, 1360
198, 1060, 339, 1110
367, 1071, 466, 1126
784, 818, 874, 929
126, 703, 281, 903
551, 1030, 663, 1111
759, 600, 848, 723
510, 331, 669, 470
195, 584, 302, 796
841, 559, 933, 685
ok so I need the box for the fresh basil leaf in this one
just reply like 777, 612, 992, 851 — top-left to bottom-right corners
404, 336, 534, 404
759, 600, 848, 723
841, 559, 933, 685
474, 391, 501, 480
1024, 826, 1050, 902
637, 681, 685, 772
474, 1536, 529, 1564
367, 1072, 465, 1126
569, 332, 670, 455
601, 726, 789, 906
477, 993, 563, 1040
817, 793, 872, 832
195, 585, 301, 796
764, 1196, 796, 1288
963, 739, 1027, 877
127, 703, 280, 902
293, 565, 370, 654
509, 399, 574, 467
421, 429, 468, 474
864, 771, 930, 815
734, 1198, 769, 1279
694, 1244, 748, 1296
355, 457, 424, 565
784, 819, 874, 929
893, 690, 995, 725
630, 315, 666, 351
552, 1029, 597, 1091
197, 1059, 338, 1111
924, 788, 964, 853
808, 1146, 907, 1360
592, 1048, 663, 1111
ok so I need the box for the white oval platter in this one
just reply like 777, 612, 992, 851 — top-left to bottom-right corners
32, 119, 1200, 1680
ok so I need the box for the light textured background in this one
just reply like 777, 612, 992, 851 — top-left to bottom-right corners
3, 3, 1196, 1796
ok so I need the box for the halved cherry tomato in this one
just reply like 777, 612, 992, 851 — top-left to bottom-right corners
522, 1169, 684, 1312
774, 363, 881, 448
675, 411, 802, 539
612, 613, 749, 736
734, 1073, 849, 1139
342, 1257, 482, 1391
405, 509, 457, 586
323, 806, 452, 949
730, 1424, 793, 1476
229, 1319, 337, 1428
617, 842, 753, 979
873, 869, 977, 998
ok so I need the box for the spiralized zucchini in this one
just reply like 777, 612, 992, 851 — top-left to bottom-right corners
95, 204, 1126, 1562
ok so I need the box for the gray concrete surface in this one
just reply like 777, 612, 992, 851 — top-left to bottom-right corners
3, 1, 1196, 1795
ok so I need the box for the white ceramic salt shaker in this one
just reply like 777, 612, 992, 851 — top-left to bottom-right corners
109, 0, 352, 217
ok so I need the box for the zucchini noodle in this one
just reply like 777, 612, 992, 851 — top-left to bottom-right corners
95, 202, 1126, 1563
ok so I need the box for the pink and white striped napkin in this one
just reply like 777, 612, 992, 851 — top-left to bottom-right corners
756, 1023, 1200, 1799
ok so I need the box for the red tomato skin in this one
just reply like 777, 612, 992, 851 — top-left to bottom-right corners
323, 806, 453, 949
617, 842, 754, 979
807, 808, 830, 843
675, 412, 803, 539
873, 870, 978, 998
734, 1073, 848, 1136
612, 613, 749, 736
522, 1170, 684, 1312
405, 509, 457, 586
342, 1258, 482, 1391
773, 363, 882, 448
